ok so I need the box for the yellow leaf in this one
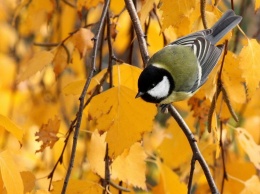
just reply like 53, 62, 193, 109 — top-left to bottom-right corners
240, 175, 260, 194
113, 11, 131, 53
89, 86, 156, 156
143, 124, 169, 156
21, 171, 36, 193
160, 0, 197, 30
222, 51, 246, 104
112, 64, 142, 92
110, 0, 125, 14
235, 127, 260, 169
255, 0, 260, 11
18, 0, 54, 36
239, 39, 260, 99
147, 18, 164, 55
244, 116, 260, 143
77, 0, 104, 10
52, 179, 103, 194
139, 0, 156, 26
35, 190, 51, 194
62, 69, 107, 95
0, 114, 23, 142
53, 41, 74, 77
72, 28, 94, 57
0, 150, 24, 194
35, 116, 60, 153
223, 158, 256, 194
158, 118, 192, 168
111, 143, 147, 189
18, 50, 54, 82
153, 160, 187, 193
87, 130, 106, 178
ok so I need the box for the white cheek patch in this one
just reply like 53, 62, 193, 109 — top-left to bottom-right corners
147, 76, 170, 99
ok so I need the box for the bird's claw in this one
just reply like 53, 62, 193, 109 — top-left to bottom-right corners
160, 104, 170, 114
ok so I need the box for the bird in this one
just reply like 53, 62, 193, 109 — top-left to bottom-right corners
136, 10, 242, 107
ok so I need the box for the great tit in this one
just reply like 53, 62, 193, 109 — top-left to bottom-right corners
136, 10, 242, 105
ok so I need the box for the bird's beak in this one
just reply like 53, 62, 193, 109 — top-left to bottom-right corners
135, 91, 144, 98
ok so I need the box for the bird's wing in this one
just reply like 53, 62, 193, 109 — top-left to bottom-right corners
171, 33, 224, 92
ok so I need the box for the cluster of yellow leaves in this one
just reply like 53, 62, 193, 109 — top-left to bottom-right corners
18, 28, 94, 81
0, 0, 260, 193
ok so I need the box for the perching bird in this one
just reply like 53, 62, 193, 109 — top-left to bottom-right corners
136, 10, 242, 106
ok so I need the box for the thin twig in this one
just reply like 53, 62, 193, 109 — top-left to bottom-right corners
232, 0, 246, 53
200, 0, 208, 29
151, 5, 167, 46
124, 0, 149, 65
221, 86, 238, 122
128, 13, 135, 65
61, 0, 111, 193
102, 144, 110, 194
106, 11, 114, 88
208, 85, 221, 133
231, 0, 234, 10
48, 65, 109, 190
188, 155, 196, 194
48, 119, 76, 191
33, 42, 59, 47
110, 180, 131, 192
98, 23, 106, 72
219, 121, 228, 194
168, 105, 219, 194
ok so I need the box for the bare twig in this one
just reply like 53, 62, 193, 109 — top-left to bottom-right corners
124, 0, 149, 65
200, 0, 208, 29
151, 5, 167, 46
48, 119, 76, 191
208, 40, 238, 132
232, 0, 246, 53
221, 86, 238, 122
106, 11, 114, 88
168, 105, 219, 194
188, 155, 196, 194
98, 24, 106, 72
208, 84, 221, 133
61, 0, 111, 193
219, 121, 228, 194
110, 180, 131, 192
231, 0, 234, 10
102, 144, 110, 194
33, 42, 59, 47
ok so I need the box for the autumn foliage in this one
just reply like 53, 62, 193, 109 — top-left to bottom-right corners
1, 0, 260, 194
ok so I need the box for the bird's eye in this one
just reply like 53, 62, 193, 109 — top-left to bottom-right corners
152, 83, 156, 87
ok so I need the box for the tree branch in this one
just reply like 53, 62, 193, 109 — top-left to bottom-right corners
121, 1, 219, 193
168, 105, 219, 194
61, 0, 110, 193
124, 0, 149, 66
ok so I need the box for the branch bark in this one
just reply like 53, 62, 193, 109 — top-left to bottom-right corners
168, 105, 219, 194
124, 0, 149, 66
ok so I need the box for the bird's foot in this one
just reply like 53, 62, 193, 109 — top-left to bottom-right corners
160, 104, 170, 114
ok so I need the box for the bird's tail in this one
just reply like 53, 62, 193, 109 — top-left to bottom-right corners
207, 10, 242, 45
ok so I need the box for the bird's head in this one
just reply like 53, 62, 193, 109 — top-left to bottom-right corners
136, 64, 175, 103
